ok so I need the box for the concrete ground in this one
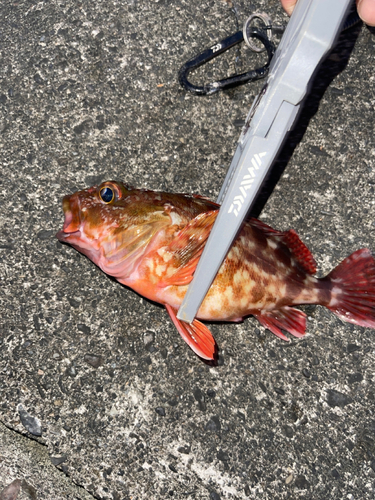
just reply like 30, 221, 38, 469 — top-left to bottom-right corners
1, 0, 375, 499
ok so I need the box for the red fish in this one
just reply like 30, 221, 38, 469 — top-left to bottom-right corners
56, 181, 375, 360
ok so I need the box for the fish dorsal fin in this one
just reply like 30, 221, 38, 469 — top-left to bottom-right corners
192, 194, 220, 208
249, 218, 317, 275
248, 218, 279, 235
165, 304, 217, 360
281, 229, 317, 275
158, 210, 218, 287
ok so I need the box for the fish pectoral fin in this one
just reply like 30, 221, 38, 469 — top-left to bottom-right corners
158, 262, 197, 287
254, 306, 306, 341
159, 210, 218, 287
165, 304, 217, 360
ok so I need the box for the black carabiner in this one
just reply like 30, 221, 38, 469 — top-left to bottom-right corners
178, 27, 275, 96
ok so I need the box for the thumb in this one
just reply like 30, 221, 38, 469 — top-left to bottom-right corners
357, 0, 375, 26
280, 0, 298, 16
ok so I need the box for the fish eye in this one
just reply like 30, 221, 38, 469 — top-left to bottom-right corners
99, 186, 115, 204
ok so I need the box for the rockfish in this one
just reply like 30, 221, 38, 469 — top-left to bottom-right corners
56, 181, 375, 360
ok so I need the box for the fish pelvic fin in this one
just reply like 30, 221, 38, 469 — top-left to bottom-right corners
254, 306, 307, 341
165, 304, 217, 360
325, 248, 375, 328
158, 210, 218, 287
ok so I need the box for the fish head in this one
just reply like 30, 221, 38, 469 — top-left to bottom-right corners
56, 181, 132, 261
56, 180, 172, 278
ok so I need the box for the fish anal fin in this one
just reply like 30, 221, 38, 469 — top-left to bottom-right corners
254, 306, 306, 341
165, 305, 217, 360
249, 219, 316, 275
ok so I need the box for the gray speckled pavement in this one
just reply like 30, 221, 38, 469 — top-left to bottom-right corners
0, 421, 94, 500
0, 0, 375, 499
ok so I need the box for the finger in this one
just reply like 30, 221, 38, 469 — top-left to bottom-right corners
357, 0, 375, 26
280, 0, 298, 16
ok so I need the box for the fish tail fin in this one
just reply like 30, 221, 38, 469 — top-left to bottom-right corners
165, 305, 218, 361
325, 248, 375, 328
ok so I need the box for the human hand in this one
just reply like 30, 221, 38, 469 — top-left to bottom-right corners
280, 0, 375, 27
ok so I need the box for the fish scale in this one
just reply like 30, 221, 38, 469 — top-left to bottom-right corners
57, 180, 375, 361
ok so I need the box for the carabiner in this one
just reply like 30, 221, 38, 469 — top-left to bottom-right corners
178, 27, 275, 96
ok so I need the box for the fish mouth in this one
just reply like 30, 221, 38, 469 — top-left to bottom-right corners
56, 195, 82, 241
56, 228, 81, 241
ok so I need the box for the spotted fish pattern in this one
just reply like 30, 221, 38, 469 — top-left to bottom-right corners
57, 181, 375, 360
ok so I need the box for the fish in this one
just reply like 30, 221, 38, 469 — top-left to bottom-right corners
56, 180, 375, 361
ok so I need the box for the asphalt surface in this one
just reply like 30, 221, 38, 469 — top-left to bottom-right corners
1, 0, 375, 499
